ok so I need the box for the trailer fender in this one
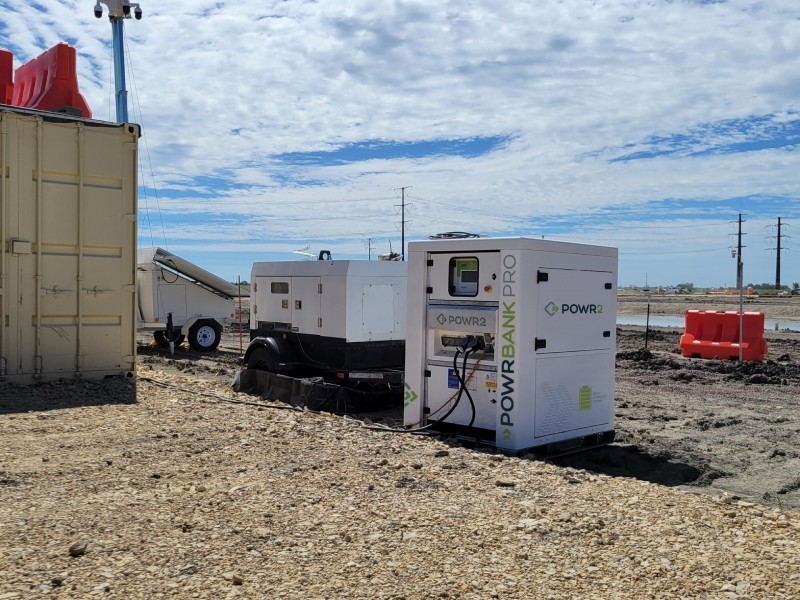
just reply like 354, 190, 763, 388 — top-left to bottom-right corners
244, 336, 298, 372
179, 317, 201, 336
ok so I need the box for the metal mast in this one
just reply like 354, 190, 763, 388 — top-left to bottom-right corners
94, 1, 143, 123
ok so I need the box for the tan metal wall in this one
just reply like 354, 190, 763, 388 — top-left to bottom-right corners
0, 109, 138, 382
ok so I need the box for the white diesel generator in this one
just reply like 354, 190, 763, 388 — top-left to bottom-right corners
403, 237, 618, 452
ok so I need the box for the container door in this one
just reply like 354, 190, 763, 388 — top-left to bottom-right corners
291, 277, 321, 334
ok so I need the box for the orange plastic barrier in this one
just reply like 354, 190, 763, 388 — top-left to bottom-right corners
12, 43, 91, 118
0, 48, 13, 104
680, 310, 767, 362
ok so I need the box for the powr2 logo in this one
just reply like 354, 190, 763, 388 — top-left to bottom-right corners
545, 301, 603, 316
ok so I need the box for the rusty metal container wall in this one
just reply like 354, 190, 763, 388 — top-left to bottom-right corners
0, 109, 138, 382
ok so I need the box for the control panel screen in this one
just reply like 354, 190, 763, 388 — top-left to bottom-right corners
449, 257, 479, 296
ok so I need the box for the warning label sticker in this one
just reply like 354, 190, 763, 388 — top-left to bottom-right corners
448, 369, 477, 390
484, 372, 497, 389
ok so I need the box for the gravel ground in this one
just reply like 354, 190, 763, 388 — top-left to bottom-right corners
0, 297, 799, 598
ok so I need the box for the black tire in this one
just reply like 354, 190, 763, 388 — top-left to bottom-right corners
246, 346, 277, 372
154, 329, 185, 348
188, 320, 222, 352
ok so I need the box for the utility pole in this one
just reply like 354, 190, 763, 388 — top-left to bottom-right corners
766, 217, 789, 290
729, 214, 747, 362
736, 214, 744, 290
94, 1, 144, 123
366, 238, 373, 260
394, 186, 412, 261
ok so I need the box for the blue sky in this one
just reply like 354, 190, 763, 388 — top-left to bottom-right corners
1, 0, 798, 286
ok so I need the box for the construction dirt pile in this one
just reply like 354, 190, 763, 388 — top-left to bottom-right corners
0, 323, 799, 598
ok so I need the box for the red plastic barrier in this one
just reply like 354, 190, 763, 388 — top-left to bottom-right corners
680, 310, 768, 362
0, 48, 13, 105
12, 43, 91, 118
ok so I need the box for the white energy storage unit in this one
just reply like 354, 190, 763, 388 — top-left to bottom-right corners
404, 237, 618, 452
0, 108, 139, 382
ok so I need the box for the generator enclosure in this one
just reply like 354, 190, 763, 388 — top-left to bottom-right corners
0, 107, 139, 382
404, 237, 617, 452
137, 247, 236, 333
249, 260, 406, 371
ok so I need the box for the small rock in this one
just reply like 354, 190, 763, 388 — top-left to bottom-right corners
495, 479, 516, 487
50, 576, 65, 587
69, 540, 88, 557
222, 571, 243, 585
434, 450, 449, 458
179, 564, 198, 576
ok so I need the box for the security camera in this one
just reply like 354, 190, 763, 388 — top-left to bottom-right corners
122, 1, 131, 15
134, 6, 142, 20
94, 3, 102, 18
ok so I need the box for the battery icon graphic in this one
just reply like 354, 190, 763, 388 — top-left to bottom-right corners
578, 385, 592, 411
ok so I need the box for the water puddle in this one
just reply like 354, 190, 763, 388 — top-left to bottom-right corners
617, 315, 800, 332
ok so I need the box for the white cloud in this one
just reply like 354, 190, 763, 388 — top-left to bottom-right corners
1, 0, 798, 284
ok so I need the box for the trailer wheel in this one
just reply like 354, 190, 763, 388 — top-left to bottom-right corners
246, 346, 277, 372
154, 330, 185, 348
188, 320, 222, 352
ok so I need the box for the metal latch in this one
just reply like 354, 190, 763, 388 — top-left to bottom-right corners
537, 271, 549, 283
41, 286, 73, 296
534, 338, 547, 350
83, 286, 111, 296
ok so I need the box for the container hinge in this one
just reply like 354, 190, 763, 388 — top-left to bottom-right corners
123, 284, 136, 293
423, 406, 431, 415
318, 283, 322, 294
537, 271, 549, 283
603, 330, 611, 338
317, 317, 322, 328
254, 304, 257, 314
253, 282, 257, 293
605, 282, 612, 289
424, 369, 431, 377
534, 338, 547, 350
426, 286, 433, 294
427, 259, 434, 267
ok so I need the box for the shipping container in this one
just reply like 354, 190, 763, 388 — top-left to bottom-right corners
0, 107, 138, 382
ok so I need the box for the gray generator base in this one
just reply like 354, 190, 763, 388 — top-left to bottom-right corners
231, 369, 399, 413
